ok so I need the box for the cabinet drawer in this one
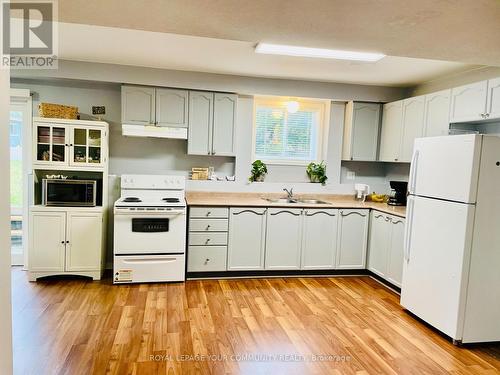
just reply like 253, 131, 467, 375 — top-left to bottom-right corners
189, 218, 228, 232
190, 207, 228, 219
189, 232, 228, 246
188, 246, 227, 272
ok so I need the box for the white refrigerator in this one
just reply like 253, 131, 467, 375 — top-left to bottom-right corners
401, 134, 500, 344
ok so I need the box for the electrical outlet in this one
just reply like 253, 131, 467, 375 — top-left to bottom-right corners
346, 171, 356, 180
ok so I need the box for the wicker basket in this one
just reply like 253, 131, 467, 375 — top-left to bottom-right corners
39, 103, 78, 119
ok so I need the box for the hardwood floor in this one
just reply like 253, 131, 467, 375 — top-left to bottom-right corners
11, 267, 500, 375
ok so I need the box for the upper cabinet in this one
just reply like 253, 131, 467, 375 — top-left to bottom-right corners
121, 85, 237, 153
486, 77, 500, 120
121, 86, 155, 126
212, 93, 237, 156
121, 85, 189, 139
188, 91, 214, 155
33, 118, 108, 170
400, 95, 425, 162
449, 81, 488, 123
188, 91, 237, 156
423, 89, 451, 137
342, 101, 381, 161
379, 100, 404, 162
155, 88, 189, 128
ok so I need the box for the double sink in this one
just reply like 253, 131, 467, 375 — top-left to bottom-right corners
262, 197, 331, 205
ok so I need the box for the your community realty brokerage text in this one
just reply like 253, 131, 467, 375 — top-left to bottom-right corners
150, 353, 352, 362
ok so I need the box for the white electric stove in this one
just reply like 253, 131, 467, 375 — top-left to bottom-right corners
113, 174, 186, 284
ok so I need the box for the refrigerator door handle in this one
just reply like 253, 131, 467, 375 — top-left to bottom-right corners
408, 149, 420, 194
404, 196, 414, 262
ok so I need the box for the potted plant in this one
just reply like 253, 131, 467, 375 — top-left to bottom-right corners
306, 161, 328, 185
249, 160, 268, 182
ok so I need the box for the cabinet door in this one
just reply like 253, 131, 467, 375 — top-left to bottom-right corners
423, 89, 451, 137
486, 77, 500, 120
69, 126, 106, 167
212, 93, 237, 156
33, 123, 69, 166
265, 208, 303, 270
386, 216, 405, 287
345, 102, 381, 161
400, 96, 425, 162
188, 91, 213, 155
336, 209, 369, 269
121, 85, 155, 125
227, 208, 267, 270
155, 88, 189, 128
65, 212, 102, 271
379, 100, 403, 162
367, 212, 390, 277
301, 209, 338, 269
29, 211, 66, 271
449, 81, 488, 123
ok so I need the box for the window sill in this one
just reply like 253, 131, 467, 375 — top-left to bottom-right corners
258, 160, 315, 167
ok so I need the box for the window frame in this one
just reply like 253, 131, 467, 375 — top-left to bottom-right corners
252, 96, 329, 166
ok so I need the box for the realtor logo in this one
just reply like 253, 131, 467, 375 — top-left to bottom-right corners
2, 0, 58, 69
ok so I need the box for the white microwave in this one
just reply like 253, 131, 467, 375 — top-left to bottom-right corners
42, 179, 97, 207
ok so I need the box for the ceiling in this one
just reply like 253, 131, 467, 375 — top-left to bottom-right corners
58, 23, 477, 87
57, 0, 500, 67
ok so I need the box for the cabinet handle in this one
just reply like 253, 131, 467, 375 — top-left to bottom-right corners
374, 214, 384, 219
204, 258, 210, 264
212, 150, 216, 155
270, 210, 301, 216
394, 158, 398, 161
205, 239, 211, 244
233, 209, 266, 216
206, 212, 211, 216
305, 211, 336, 217
392, 219, 404, 225
66, 240, 69, 244
61, 241, 65, 244
485, 113, 490, 118
341, 211, 366, 217
206, 225, 211, 230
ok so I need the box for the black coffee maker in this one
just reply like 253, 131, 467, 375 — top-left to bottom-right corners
388, 181, 408, 206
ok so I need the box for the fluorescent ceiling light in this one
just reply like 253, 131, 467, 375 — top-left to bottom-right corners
255, 43, 385, 62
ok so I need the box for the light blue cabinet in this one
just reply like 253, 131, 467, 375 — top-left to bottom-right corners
301, 209, 338, 269
342, 101, 381, 161
336, 209, 369, 269
155, 88, 189, 128
121, 86, 155, 125
227, 208, 267, 270
265, 208, 303, 270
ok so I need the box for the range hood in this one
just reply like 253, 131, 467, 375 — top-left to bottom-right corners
122, 124, 188, 140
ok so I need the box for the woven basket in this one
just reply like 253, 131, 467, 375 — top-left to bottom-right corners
39, 103, 78, 119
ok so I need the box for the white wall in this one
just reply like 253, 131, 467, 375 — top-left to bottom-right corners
0, 69, 13, 374
13, 59, 406, 102
11, 79, 236, 177
411, 66, 500, 96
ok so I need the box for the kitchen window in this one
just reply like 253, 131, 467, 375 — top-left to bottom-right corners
253, 97, 328, 164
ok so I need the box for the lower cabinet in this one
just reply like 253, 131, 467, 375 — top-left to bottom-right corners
301, 209, 338, 269
265, 208, 303, 270
335, 209, 369, 269
29, 209, 103, 279
367, 211, 405, 287
227, 207, 267, 270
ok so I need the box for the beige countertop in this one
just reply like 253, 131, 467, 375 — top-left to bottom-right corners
186, 192, 406, 218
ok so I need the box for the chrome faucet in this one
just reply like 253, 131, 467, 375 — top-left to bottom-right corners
283, 188, 294, 200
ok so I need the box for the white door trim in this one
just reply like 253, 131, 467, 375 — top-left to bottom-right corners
10, 92, 32, 268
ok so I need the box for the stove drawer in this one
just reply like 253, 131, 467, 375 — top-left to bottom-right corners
188, 246, 227, 272
189, 232, 228, 246
113, 254, 185, 283
189, 219, 228, 232
190, 207, 228, 219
